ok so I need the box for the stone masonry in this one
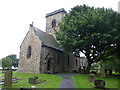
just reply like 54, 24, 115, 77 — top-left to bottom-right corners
18, 27, 41, 73
18, 8, 87, 73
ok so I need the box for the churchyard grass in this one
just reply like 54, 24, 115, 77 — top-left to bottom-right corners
72, 73, 119, 89
1, 72, 62, 88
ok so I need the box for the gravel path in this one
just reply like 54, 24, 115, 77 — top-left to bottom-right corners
55, 73, 80, 89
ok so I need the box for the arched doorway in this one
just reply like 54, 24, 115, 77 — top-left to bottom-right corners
46, 57, 55, 73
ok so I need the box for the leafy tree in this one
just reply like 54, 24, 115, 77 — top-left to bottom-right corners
100, 55, 120, 73
1, 54, 19, 70
2, 57, 12, 70
115, 13, 120, 59
56, 5, 119, 73
100, 43, 120, 73
100, 14, 120, 73
7, 54, 19, 67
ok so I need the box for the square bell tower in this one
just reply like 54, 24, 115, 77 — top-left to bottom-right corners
45, 8, 67, 39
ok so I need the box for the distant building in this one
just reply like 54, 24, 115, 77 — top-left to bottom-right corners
18, 8, 87, 73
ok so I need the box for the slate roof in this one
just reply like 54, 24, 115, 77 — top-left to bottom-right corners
33, 26, 63, 51
46, 8, 67, 18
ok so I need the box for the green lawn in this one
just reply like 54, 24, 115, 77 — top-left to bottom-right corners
72, 74, 119, 89
1, 72, 62, 88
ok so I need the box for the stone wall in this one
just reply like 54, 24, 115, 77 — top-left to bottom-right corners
46, 12, 66, 39
40, 46, 63, 73
17, 27, 41, 73
74, 57, 81, 72
61, 53, 75, 72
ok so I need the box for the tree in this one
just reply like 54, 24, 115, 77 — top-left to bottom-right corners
56, 5, 119, 73
100, 55, 120, 74
115, 13, 120, 59
1, 54, 19, 70
7, 54, 19, 67
100, 13, 120, 74
2, 57, 12, 70
100, 42, 120, 73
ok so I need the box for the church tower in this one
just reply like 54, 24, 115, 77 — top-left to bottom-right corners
45, 8, 67, 39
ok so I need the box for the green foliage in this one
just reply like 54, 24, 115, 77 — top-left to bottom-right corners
99, 43, 120, 72
7, 54, 19, 67
100, 52, 120, 72
56, 4, 119, 73
2, 57, 12, 69
91, 62, 100, 70
115, 14, 120, 59
1, 54, 19, 70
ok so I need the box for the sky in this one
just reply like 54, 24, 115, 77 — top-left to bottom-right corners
0, 0, 119, 59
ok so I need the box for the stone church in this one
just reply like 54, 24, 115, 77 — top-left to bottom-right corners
18, 8, 87, 73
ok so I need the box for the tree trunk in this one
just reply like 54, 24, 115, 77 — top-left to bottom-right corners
109, 70, 112, 75
85, 60, 92, 74
105, 69, 107, 73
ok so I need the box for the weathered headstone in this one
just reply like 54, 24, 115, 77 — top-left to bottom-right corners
94, 79, 106, 89
28, 78, 37, 84
80, 69, 85, 74
100, 68, 105, 77
89, 73, 95, 82
28, 76, 38, 84
4, 71, 12, 87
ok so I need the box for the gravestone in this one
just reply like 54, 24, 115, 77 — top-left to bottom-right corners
4, 71, 12, 87
80, 69, 85, 74
100, 68, 105, 77
94, 79, 106, 89
28, 78, 37, 84
28, 76, 38, 84
89, 73, 95, 82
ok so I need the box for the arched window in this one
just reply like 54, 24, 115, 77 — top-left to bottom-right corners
67, 55, 70, 66
52, 19, 56, 28
76, 59, 77, 66
27, 46, 32, 58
